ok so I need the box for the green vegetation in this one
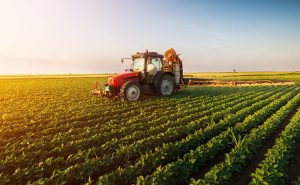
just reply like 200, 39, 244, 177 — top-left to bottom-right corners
186, 71, 300, 81
0, 72, 300, 184
250, 107, 300, 185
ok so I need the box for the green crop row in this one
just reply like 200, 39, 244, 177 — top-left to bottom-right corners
137, 87, 298, 185
28, 90, 267, 184
249, 104, 300, 184
0, 90, 259, 180
96, 86, 288, 185
191, 90, 300, 184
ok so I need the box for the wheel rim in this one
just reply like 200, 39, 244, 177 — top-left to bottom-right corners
126, 85, 140, 101
161, 79, 173, 95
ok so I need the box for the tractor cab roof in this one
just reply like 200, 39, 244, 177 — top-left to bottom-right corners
132, 51, 163, 59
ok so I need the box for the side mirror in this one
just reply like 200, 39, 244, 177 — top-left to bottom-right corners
121, 59, 124, 63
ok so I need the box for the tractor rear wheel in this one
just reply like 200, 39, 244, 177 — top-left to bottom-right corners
156, 74, 175, 96
120, 81, 141, 101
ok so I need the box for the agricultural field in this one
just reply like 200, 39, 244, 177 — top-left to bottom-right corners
186, 71, 300, 81
1, 72, 300, 185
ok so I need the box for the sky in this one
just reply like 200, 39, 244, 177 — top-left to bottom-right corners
0, 0, 299, 74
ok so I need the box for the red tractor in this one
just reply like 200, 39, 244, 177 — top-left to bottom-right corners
93, 48, 184, 101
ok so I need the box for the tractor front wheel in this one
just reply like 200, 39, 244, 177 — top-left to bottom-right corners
120, 81, 141, 101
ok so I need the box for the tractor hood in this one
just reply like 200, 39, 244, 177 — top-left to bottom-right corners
108, 72, 140, 87
113, 72, 139, 79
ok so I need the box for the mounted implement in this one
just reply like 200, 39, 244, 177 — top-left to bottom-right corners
92, 48, 183, 101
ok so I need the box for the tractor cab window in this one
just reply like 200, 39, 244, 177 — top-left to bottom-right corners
150, 58, 162, 70
147, 57, 162, 76
132, 58, 145, 72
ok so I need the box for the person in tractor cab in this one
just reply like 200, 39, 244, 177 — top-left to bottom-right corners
147, 59, 158, 76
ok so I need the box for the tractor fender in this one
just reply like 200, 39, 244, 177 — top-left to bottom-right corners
153, 71, 174, 88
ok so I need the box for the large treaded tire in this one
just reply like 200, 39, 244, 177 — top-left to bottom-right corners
120, 81, 141, 101
155, 74, 175, 96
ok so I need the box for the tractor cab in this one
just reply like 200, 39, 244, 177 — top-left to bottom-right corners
130, 51, 163, 82
93, 48, 183, 101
